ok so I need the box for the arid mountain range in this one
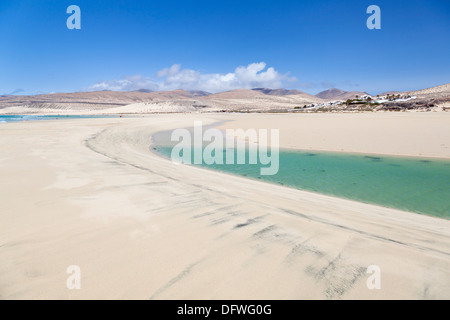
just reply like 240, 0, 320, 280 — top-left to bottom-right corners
0, 83, 449, 114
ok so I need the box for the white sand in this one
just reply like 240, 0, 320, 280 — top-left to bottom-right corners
218, 112, 450, 159
0, 114, 449, 300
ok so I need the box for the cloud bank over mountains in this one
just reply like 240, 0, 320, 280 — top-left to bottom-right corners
89, 62, 296, 93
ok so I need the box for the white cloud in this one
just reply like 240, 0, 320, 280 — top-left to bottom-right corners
89, 62, 296, 93
89, 74, 157, 92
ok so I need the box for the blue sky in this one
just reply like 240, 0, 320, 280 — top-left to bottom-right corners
0, 0, 449, 95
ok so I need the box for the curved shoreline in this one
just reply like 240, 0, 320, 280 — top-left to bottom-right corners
85, 117, 450, 298
1, 115, 449, 299
149, 119, 450, 219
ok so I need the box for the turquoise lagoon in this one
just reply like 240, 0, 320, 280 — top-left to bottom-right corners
154, 145, 450, 219
0, 115, 119, 123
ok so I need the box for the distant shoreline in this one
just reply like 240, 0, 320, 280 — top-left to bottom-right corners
1, 83, 449, 114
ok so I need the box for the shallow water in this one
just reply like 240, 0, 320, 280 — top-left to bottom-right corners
154, 145, 450, 219
0, 115, 119, 123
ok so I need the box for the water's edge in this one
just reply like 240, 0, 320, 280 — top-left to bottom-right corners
150, 125, 450, 220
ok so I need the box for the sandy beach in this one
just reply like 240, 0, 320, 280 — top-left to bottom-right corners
1, 113, 449, 300
218, 112, 450, 159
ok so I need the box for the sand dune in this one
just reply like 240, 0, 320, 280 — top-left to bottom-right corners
98, 101, 214, 114
404, 83, 450, 99
202, 89, 267, 100
198, 89, 323, 111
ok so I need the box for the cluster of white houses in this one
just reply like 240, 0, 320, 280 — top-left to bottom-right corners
299, 94, 417, 110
